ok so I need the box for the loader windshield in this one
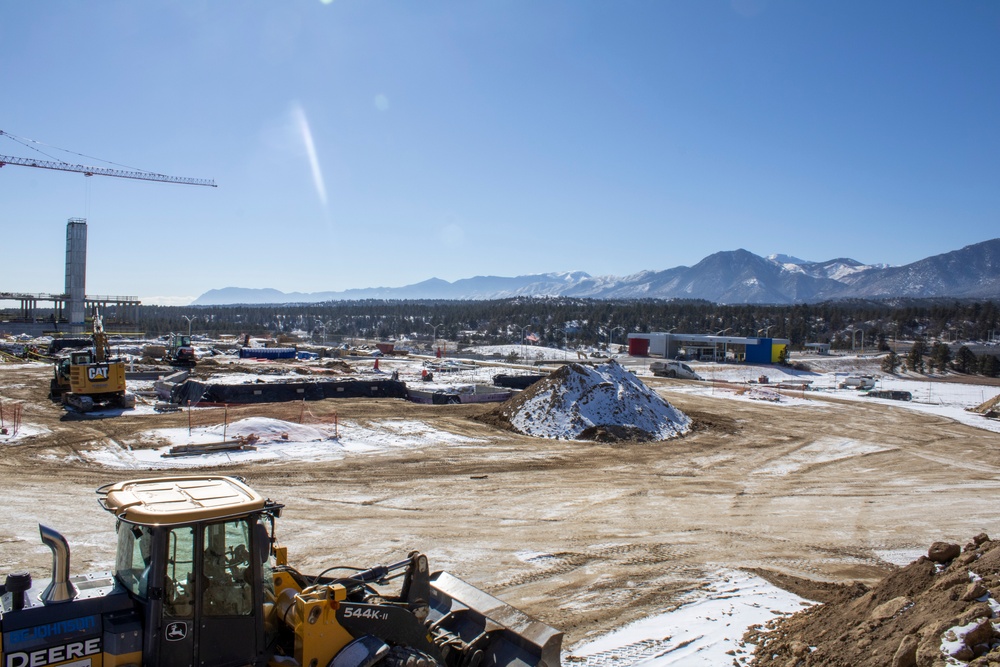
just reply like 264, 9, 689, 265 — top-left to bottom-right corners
116, 524, 153, 599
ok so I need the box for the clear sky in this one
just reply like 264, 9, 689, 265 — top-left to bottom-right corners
2, 1, 998, 305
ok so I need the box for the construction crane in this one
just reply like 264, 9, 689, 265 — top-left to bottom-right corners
0, 129, 216, 187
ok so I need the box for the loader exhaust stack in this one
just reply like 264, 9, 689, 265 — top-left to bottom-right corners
39, 524, 76, 604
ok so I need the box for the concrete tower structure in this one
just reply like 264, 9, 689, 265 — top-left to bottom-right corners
65, 218, 87, 333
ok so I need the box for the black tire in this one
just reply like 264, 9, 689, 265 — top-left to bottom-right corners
666, 370, 677, 378
381, 646, 442, 667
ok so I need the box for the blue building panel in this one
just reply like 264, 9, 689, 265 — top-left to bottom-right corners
744, 338, 773, 364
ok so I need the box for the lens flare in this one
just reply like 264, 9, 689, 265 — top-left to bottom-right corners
292, 103, 327, 207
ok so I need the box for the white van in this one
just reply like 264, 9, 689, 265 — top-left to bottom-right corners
650, 360, 703, 380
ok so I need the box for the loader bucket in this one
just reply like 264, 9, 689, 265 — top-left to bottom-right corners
428, 571, 562, 667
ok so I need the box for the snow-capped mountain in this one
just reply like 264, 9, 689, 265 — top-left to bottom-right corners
192, 239, 1000, 305
768, 256, 886, 283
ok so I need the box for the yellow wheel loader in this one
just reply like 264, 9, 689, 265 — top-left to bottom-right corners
0, 476, 562, 667
49, 310, 135, 412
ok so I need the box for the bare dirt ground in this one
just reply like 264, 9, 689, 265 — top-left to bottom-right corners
1, 362, 998, 651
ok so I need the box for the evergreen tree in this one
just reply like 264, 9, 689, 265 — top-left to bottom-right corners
930, 342, 951, 373
906, 339, 926, 374
980, 354, 1000, 378
881, 350, 900, 374
954, 346, 977, 374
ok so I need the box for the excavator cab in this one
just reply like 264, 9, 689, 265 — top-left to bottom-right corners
99, 476, 276, 667
69, 350, 93, 365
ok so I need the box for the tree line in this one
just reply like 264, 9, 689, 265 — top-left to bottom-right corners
132, 297, 999, 372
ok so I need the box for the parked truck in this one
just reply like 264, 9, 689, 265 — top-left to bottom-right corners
650, 360, 703, 380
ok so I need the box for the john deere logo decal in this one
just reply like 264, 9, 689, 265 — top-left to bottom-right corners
165, 621, 187, 641
87, 365, 109, 381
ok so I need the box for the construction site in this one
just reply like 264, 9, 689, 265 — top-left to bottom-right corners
1, 326, 1000, 665
3, 136, 1000, 666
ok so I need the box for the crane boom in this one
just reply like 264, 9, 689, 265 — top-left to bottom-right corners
0, 131, 215, 187
0, 153, 216, 187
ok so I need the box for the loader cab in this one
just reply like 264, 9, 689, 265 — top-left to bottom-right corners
98, 476, 282, 667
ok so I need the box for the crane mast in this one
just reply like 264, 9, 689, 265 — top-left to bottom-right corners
0, 130, 216, 187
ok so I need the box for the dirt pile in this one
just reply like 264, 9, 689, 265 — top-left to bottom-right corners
482, 361, 690, 441
747, 534, 1000, 667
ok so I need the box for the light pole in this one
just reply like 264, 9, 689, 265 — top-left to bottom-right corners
663, 327, 677, 358
521, 325, 531, 361
181, 315, 196, 337
609, 326, 625, 354
716, 328, 731, 362
757, 326, 774, 338
429, 323, 443, 356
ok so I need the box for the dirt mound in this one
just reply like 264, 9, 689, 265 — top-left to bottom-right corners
747, 534, 1000, 666
481, 361, 690, 441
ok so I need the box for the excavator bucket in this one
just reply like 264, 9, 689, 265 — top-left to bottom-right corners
428, 571, 562, 667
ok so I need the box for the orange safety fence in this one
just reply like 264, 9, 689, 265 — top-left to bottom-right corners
0, 398, 24, 437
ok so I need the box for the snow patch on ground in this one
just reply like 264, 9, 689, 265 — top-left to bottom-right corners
875, 549, 927, 567
0, 422, 50, 442
80, 417, 484, 469
568, 570, 812, 667
656, 357, 1000, 434
752, 438, 892, 476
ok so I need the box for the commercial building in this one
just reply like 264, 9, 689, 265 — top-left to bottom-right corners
626, 332, 789, 363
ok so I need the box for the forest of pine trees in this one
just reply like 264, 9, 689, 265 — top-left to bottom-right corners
127, 297, 1000, 376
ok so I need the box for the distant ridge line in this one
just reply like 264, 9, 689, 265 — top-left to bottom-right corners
192, 238, 1000, 306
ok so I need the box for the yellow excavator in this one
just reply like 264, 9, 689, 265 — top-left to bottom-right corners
49, 309, 135, 412
0, 475, 562, 667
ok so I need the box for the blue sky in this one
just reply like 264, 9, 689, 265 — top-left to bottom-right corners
1, 1, 998, 305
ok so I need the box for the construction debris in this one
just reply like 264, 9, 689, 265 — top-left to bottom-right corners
968, 393, 1000, 419
163, 439, 257, 457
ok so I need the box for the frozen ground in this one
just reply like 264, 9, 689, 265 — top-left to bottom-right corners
651, 355, 1000, 435
568, 570, 813, 667
80, 416, 483, 469
0, 347, 998, 663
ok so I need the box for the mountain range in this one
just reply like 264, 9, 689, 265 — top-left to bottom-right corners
192, 238, 1000, 306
